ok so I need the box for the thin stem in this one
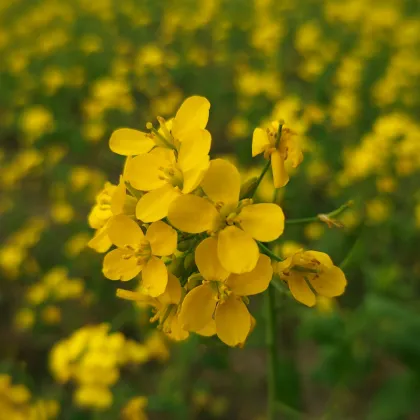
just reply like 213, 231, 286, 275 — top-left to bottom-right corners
265, 284, 279, 420
251, 159, 271, 198
285, 200, 353, 225
257, 241, 284, 262
125, 182, 142, 199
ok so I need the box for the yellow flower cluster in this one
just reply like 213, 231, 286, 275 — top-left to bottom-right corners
0, 374, 59, 420
50, 324, 160, 410
89, 96, 347, 347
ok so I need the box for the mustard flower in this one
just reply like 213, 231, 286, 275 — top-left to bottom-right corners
103, 215, 177, 297
178, 237, 273, 346
252, 121, 303, 188
168, 159, 285, 273
274, 250, 347, 307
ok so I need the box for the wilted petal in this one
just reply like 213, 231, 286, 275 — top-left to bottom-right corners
172, 96, 210, 139
136, 185, 180, 223
271, 150, 289, 188
215, 295, 251, 347
195, 237, 229, 281
238, 203, 284, 242
217, 226, 259, 274
179, 284, 217, 332
287, 274, 316, 307
168, 195, 220, 233
201, 159, 241, 206
103, 249, 141, 281
252, 128, 270, 157
109, 128, 155, 156
146, 221, 177, 256
226, 254, 273, 296
310, 266, 347, 298
107, 214, 144, 248
141, 256, 168, 297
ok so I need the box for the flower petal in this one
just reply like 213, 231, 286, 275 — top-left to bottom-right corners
168, 195, 220, 233
178, 129, 211, 172
215, 295, 251, 347
306, 251, 333, 268
182, 156, 209, 194
125, 153, 166, 191
158, 272, 182, 305
252, 128, 270, 157
195, 237, 229, 281
88, 225, 112, 253
201, 159, 241, 206
103, 249, 141, 281
287, 274, 316, 307
172, 96, 210, 139
179, 284, 216, 332
310, 266, 347, 298
196, 319, 216, 337
226, 254, 272, 296
107, 214, 144, 248
109, 128, 155, 156
136, 185, 180, 223
110, 177, 126, 215
217, 226, 259, 274
271, 150, 289, 188
146, 221, 177, 256
141, 256, 168, 297
238, 203, 285, 242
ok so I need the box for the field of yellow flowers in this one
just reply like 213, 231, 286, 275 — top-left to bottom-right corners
1, 0, 420, 419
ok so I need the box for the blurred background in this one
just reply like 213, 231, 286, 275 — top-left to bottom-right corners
1, 0, 420, 418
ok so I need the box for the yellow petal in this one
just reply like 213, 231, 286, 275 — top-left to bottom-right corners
141, 256, 168, 297
252, 127, 270, 157
109, 128, 155, 156
107, 214, 144, 248
196, 319, 216, 337
226, 254, 272, 296
271, 150, 289, 188
146, 221, 177, 256
125, 153, 166, 191
168, 195, 220, 233
179, 284, 217, 332
103, 249, 141, 281
195, 237, 229, 281
165, 312, 190, 341
217, 226, 259, 274
287, 274, 316, 307
310, 266, 347, 298
158, 272, 182, 305
182, 156, 209, 194
136, 185, 180, 223
172, 96, 210, 139
306, 251, 333, 268
273, 256, 294, 275
110, 177, 126, 215
178, 129, 211, 172
238, 203, 285, 242
215, 295, 251, 347
201, 159, 241, 206
88, 225, 112, 253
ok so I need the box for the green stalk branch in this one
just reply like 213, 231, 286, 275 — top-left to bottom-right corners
257, 241, 284, 262
285, 200, 353, 226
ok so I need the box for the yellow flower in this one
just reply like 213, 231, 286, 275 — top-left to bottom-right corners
126, 146, 209, 222
274, 250, 347, 307
178, 237, 273, 346
117, 272, 188, 341
168, 159, 285, 273
109, 96, 211, 156
252, 121, 303, 188
121, 396, 148, 420
103, 215, 177, 297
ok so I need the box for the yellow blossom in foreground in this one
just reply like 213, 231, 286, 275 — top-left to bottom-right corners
179, 237, 272, 346
252, 121, 303, 188
103, 214, 177, 297
274, 250, 347, 307
168, 159, 285, 274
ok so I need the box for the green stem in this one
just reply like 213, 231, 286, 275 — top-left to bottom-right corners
285, 200, 353, 225
125, 182, 142, 199
265, 284, 279, 420
257, 241, 284, 262
251, 159, 271, 198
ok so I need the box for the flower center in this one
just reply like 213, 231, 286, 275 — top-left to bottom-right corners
122, 242, 151, 264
